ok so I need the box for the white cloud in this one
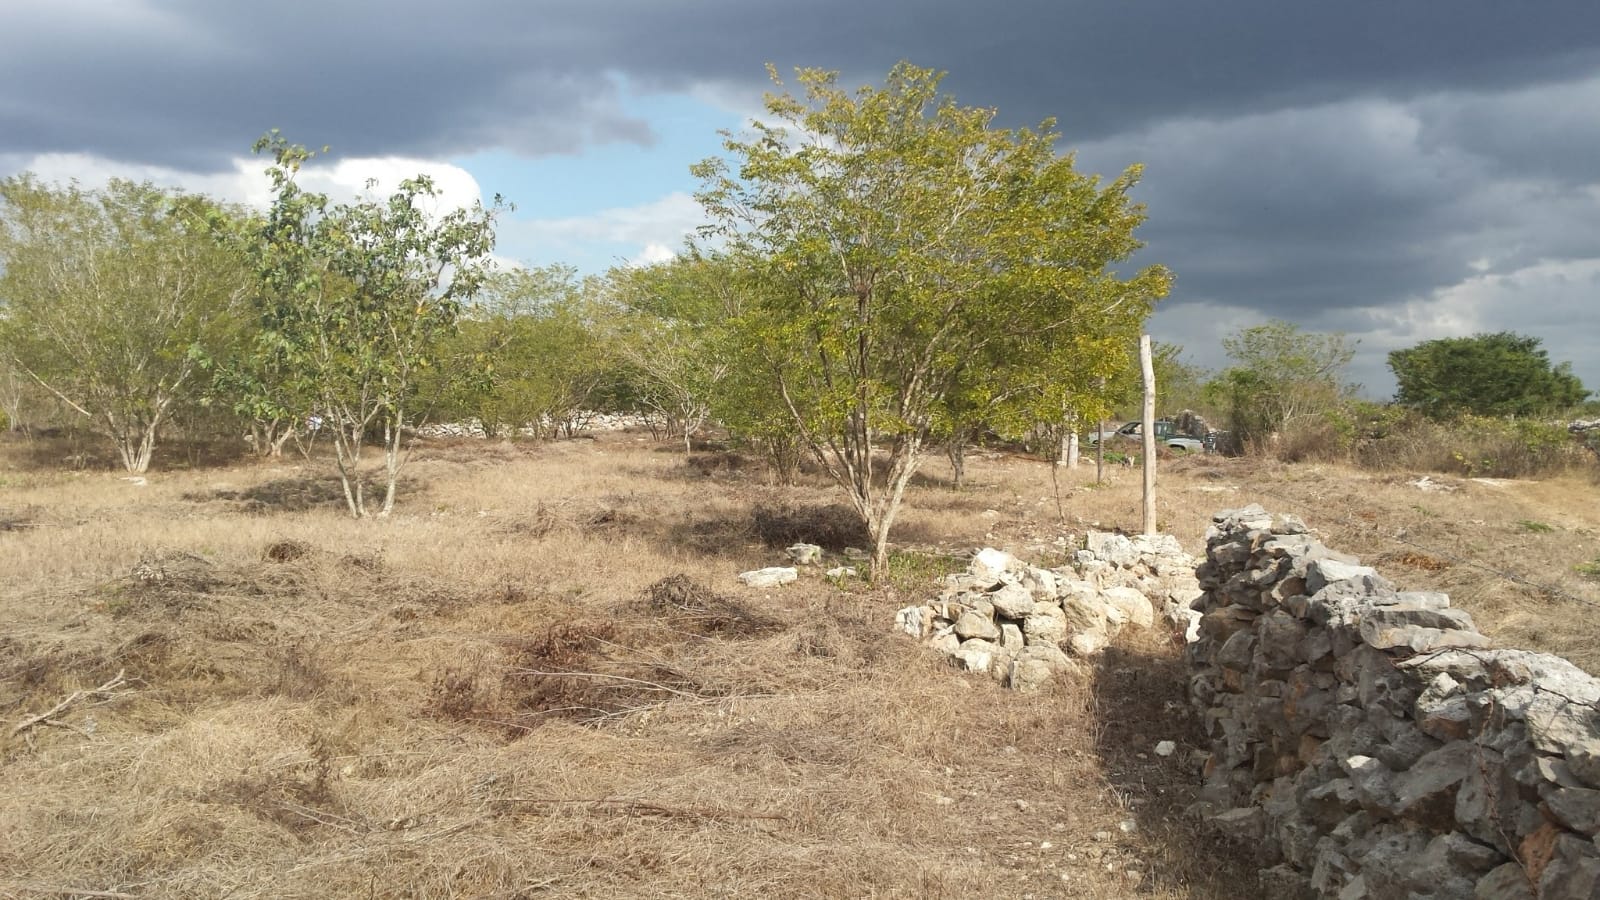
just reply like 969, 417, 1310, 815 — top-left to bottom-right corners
1343, 258, 1600, 396
0, 152, 487, 216
500, 191, 705, 269
629, 242, 678, 267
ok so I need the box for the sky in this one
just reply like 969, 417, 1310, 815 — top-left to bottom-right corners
3, 0, 1598, 398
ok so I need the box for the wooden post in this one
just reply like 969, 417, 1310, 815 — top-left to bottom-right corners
1140, 334, 1157, 535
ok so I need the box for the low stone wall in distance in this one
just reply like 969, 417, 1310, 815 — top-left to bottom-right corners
1189, 504, 1600, 899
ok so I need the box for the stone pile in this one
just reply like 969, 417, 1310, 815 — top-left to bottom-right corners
896, 533, 1202, 691
1189, 504, 1600, 899
415, 413, 655, 439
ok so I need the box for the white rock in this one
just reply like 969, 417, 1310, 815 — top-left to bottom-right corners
1023, 605, 1069, 644
1000, 623, 1025, 652
970, 547, 1017, 583
1101, 586, 1155, 629
787, 543, 824, 564
895, 605, 926, 638
1011, 659, 1054, 692
990, 582, 1036, 618
1155, 741, 1176, 757
955, 611, 1002, 641
825, 566, 858, 579
738, 566, 797, 588
1022, 566, 1060, 598
1019, 643, 1076, 673
1086, 532, 1139, 568
952, 639, 1001, 674
1070, 631, 1109, 656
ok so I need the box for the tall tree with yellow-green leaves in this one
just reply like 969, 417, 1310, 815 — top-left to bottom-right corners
0, 176, 250, 472
694, 62, 1169, 576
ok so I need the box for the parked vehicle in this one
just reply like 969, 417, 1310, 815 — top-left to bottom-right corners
1086, 418, 1206, 453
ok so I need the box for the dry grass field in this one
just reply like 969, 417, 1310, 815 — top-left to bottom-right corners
1, 430, 1597, 899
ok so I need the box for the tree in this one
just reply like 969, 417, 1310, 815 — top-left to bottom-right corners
1210, 320, 1356, 448
430, 265, 615, 439
1389, 331, 1589, 419
693, 63, 1169, 575
245, 135, 503, 517
602, 256, 737, 455
0, 176, 249, 472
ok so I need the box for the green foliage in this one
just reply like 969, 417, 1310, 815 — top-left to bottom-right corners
1209, 320, 1357, 454
0, 175, 250, 472
693, 62, 1168, 573
1355, 410, 1592, 478
429, 265, 615, 438
243, 134, 503, 516
1389, 332, 1589, 419
600, 255, 742, 454
1518, 520, 1555, 534
1577, 558, 1600, 581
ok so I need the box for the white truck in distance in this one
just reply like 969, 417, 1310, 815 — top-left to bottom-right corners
1086, 419, 1206, 453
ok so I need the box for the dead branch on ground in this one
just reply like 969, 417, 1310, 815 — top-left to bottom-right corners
11, 670, 130, 738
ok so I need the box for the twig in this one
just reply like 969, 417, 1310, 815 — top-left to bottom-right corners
12, 670, 129, 737
507, 797, 786, 822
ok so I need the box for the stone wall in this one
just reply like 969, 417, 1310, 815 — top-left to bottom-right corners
1189, 504, 1600, 899
896, 532, 1202, 691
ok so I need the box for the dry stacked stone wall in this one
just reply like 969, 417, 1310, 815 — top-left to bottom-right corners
897, 533, 1202, 691
1189, 504, 1600, 899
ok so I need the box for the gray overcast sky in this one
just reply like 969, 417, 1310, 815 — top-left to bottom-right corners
3, 0, 1598, 396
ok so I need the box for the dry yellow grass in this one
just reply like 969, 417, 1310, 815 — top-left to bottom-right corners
2, 430, 1595, 898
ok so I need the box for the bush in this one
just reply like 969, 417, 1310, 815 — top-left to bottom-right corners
1355, 412, 1594, 478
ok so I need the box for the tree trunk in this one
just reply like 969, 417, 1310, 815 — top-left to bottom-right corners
379, 413, 402, 517
109, 414, 159, 474
947, 435, 967, 490
332, 418, 367, 518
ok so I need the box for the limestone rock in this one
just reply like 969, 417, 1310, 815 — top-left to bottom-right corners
989, 582, 1036, 619
738, 566, 797, 588
1086, 531, 1139, 568
894, 605, 928, 638
1069, 630, 1108, 657
1022, 604, 1068, 645
969, 547, 1017, 584
952, 639, 1001, 674
954, 610, 1001, 641
1475, 863, 1534, 900
786, 543, 823, 565
1102, 586, 1155, 629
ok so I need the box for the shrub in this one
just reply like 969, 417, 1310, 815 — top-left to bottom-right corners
1356, 412, 1594, 478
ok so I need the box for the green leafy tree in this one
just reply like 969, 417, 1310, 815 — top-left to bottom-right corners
1389, 331, 1589, 418
0, 176, 249, 471
602, 256, 738, 455
431, 265, 615, 438
693, 62, 1169, 575
1209, 319, 1357, 449
246, 135, 503, 517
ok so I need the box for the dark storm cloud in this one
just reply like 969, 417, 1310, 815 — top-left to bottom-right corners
4, 0, 1599, 390
6, 0, 1600, 169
